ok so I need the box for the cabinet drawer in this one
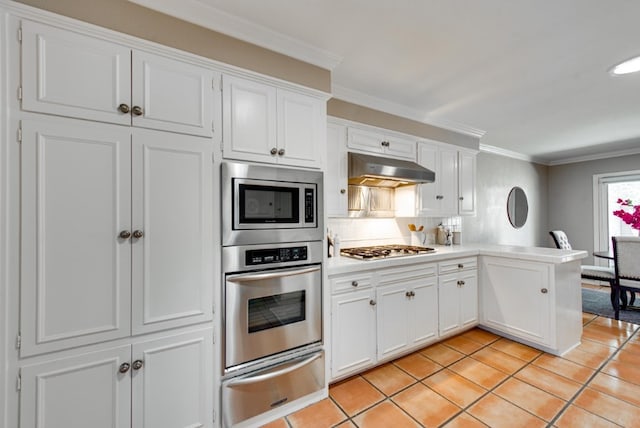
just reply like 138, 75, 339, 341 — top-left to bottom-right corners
378, 263, 436, 286
438, 257, 477, 275
331, 273, 373, 294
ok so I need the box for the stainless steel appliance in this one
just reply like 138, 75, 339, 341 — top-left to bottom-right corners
221, 161, 325, 427
340, 244, 436, 260
221, 161, 323, 246
348, 152, 435, 187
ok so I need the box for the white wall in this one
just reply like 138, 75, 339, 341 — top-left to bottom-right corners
463, 152, 549, 246
548, 153, 640, 264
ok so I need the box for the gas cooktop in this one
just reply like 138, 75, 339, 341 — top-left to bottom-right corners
340, 245, 436, 260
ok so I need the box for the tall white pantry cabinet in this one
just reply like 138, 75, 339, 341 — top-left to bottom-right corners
3, 10, 217, 428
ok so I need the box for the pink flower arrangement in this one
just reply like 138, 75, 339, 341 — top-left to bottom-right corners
613, 198, 640, 230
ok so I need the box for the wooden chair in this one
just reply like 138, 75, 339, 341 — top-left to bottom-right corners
612, 236, 640, 320
549, 230, 622, 308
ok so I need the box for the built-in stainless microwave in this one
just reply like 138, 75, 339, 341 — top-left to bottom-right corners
222, 162, 323, 246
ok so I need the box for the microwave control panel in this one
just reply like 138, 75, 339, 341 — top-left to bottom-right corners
245, 246, 308, 266
304, 188, 315, 223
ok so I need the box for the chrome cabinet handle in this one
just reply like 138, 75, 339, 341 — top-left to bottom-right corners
278, 148, 285, 156
119, 230, 131, 239
132, 230, 144, 239
270, 147, 278, 155
351, 281, 358, 287
369, 299, 376, 306
131, 106, 144, 116
118, 103, 130, 114
118, 362, 130, 373
541, 288, 548, 294
132, 360, 144, 370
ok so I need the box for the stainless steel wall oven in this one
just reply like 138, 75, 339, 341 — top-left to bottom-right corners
221, 162, 324, 427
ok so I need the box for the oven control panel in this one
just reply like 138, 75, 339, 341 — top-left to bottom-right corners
245, 246, 308, 266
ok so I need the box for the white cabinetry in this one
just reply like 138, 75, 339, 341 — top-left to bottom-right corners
480, 256, 582, 355
376, 264, 438, 360
222, 74, 325, 168
326, 122, 348, 217
19, 328, 213, 428
21, 20, 215, 137
20, 118, 213, 356
438, 258, 478, 336
347, 126, 416, 160
329, 263, 438, 381
417, 140, 476, 217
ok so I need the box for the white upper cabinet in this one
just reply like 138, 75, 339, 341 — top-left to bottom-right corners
20, 20, 215, 137
347, 126, 416, 161
325, 122, 348, 217
222, 74, 325, 168
20, 118, 213, 356
417, 140, 476, 217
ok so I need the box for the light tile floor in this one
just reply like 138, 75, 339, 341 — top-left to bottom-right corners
265, 310, 640, 428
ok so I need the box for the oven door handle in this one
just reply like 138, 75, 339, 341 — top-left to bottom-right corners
227, 266, 320, 283
225, 352, 322, 387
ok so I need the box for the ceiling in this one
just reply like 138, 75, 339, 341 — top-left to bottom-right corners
130, 0, 640, 165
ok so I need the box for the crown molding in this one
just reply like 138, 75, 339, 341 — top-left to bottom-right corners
127, 0, 343, 70
479, 144, 547, 164
547, 146, 640, 166
331, 84, 486, 139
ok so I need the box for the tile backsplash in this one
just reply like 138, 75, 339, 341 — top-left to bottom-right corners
327, 216, 463, 247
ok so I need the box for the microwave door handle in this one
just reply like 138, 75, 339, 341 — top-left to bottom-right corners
225, 352, 322, 387
226, 266, 320, 283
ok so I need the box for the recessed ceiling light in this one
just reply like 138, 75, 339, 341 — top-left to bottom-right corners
610, 55, 640, 75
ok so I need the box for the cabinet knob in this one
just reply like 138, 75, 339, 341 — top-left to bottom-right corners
457, 280, 465, 287
118, 362, 130, 373
131, 105, 144, 116
411, 291, 415, 297
369, 299, 377, 306
541, 288, 548, 294
118, 103, 130, 114
132, 230, 144, 239
278, 148, 285, 156
119, 230, 131, 239
351, 281, 358, 287
132, 359, 144, 370
340, 189, 346, 194
406, 291, 412, 298
436, 195, 444, 200
270, 147, 278, 155
458, 264, 464, 269
459, 196, 464, 200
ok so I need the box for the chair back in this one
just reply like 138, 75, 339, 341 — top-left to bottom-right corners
612, 236, 640, 282
549, 230, 572, 250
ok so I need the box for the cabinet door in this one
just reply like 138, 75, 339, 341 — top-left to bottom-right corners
458, 150, 476, 216
438, 274, 461, 336
347, 127, 385, 155
439, 147, 459, 215
277, 89, 324, 168
132, 51, 215, 137
20, 119, 131, 356
331, 290, 376, 379
131, 130, 213, 335
481, 257, 551, 346
384, 134, 416, 160
20, 345, 131, 428
410, 277, 439, 346
417, 143, 440, 216
377, 284, 410, 360
326, 123, 348, 217
222, 75, 277, 163
132, 328, 213, 428
21, 20, 131, 125
458, 270, 478, 329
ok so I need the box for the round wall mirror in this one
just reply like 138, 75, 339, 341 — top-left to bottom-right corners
507, 187, 528, 228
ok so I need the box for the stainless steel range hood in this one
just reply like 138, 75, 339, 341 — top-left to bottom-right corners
348, 152, 435, 188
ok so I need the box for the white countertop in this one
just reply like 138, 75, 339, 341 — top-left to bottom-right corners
327, 244, 587, 276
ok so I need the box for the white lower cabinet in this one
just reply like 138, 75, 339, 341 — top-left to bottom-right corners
438, 258, 478, 336
330, 288, 376, 380
19, 328, 213, 428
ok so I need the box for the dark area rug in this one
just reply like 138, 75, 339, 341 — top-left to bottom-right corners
582, 288, 640, 325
